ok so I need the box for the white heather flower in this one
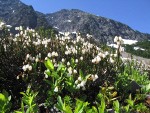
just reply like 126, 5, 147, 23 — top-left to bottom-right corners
45, 57, 48, 61
13, 38, 17, 42
76, 84, 81, 89
45, 44, 47, 48
119, 47, 124, 52
22, 65, 27, 71
22, 74, 25, 78
20, 31, 23, 35
52, 59, 56, 63
52, 51, 55, 56
15, 27, 19, 30
65, 51, 69, 55
35, 58, 39, 62
110, 57, 114, 63
44, 71, 49, 78
73, 69, 77, 74
78, 76, 82, 81
95, 56, 101, 64
80, 56, 83, 61
61, 58, 65, 62
82, 49, 86, 54
25, 64, 29, 69
118, 36, 122, 41
67, 62, 70, 66
102, 54, 106, 58
77, 36, 81, 42
19, 26, 23, 31
45, 74, 48, 78
54, 86, 58, 92
98, 52, 103, 57
75, 80, 79, 84
28, 65, 32, 71
113, 54, 117, 57
75, 59, 78, 63
32, 57, 35, 61
66, 45, 69, 49
68, 67, 72, 74
17, 76, 19, 79
38, 53, 41, 58
55, 52, 58, 57
92, 59, 96, 63
26, 54, 30, 59
93, 74, 98, 81
54, 63, 58, 67
47, 53, 51, 58
114, 36, 119, 43
52, 51, 58, 57
80, 80, 86, 87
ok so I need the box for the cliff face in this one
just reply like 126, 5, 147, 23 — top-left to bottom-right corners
46, 9, 150, 43
0, 0, 150, 43
0, 0, 48, 28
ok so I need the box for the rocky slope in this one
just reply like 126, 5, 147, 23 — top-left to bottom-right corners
46, 9, 150, 43
0, 0, 48, 28
0, 0, 150, 43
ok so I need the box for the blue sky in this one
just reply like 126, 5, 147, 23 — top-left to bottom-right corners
20, 0, 150, 34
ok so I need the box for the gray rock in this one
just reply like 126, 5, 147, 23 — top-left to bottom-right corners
0, 0, 150, 43
46, 9, 150, 43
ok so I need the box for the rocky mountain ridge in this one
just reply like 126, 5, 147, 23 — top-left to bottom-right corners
0, 0, 150, 43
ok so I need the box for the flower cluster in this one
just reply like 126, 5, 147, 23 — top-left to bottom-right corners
22, 64, 32, 71
75, 77, 87, 90
114, 36, 124, 53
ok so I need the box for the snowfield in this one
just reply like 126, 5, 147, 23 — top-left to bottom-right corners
108, 38, 138, 48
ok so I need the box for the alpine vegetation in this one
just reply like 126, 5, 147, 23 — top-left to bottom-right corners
0, 21, 150, 112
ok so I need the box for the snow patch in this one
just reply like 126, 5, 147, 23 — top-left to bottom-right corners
59, 32, 65, 35
72, 31, 77, 34
134, 47, 145, 51
67, 20, 72, 22
108, 38, 137, 48
108, 44, 118, 48
54, 26, 59, 29
122, 39, 137, 45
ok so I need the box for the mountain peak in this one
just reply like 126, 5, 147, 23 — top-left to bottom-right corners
0, 0, 150, 43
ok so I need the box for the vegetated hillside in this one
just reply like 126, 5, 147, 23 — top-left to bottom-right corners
0, 0, 150, 43
124, 40, 150, 59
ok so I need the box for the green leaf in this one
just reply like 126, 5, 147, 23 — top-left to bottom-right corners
97, 94, 106, 113
126, 99, 134, 107
52, 71, 59, 78
65, 106, 73, 113
79, 69, 84, 77
56, 96, 65, 111
124, 105, 129, 112
21, 101, 25, 113
57, 63, 66, 72
92, 106, 98, 113
14, 111, 23, 113
0, 93, 6, 102
45, 69, 51, 76
113, 100, 120, 113
74, 99, 88, 113
144, 83, 150, 91
44, 58, 54, 71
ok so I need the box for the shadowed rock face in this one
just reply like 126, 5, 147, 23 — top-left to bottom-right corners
0, 0, 48, 28
0, 0, 150, 43
46, 9, 150, 43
